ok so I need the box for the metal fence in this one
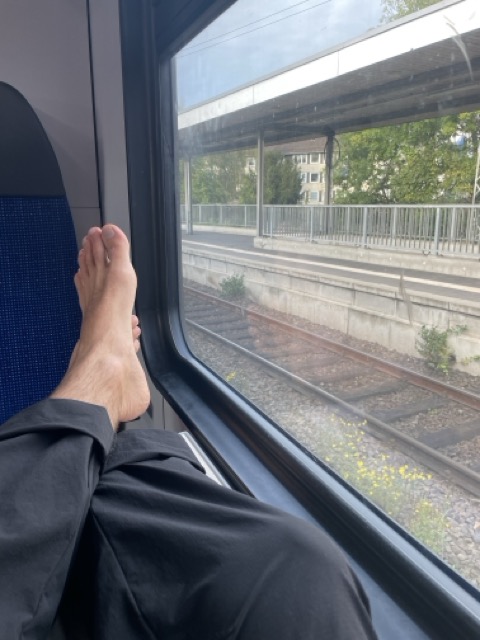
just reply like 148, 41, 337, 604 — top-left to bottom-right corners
181, 204, 257, 228
181, 204, 480, 255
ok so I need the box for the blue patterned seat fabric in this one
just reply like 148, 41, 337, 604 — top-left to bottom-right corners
0, 83, 81, 424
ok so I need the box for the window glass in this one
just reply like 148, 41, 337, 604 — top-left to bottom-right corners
176, 0, 444, 109
175, 0, 480, 589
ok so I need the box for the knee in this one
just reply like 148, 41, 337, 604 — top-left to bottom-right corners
206, 501, 359, 605
249, 508, 351, 589
202, 507, 376, 639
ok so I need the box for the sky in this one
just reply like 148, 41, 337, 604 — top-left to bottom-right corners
175, 0, 384, 109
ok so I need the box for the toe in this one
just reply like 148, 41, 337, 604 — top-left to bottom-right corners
82, 235, 94, 275
88, 227, 107, 267
101, 225, 131, 262
78, 247, 87, 275
74, 271, 85, 311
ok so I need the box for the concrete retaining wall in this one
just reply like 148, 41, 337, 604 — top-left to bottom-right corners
182, 246, 480, 375
254, 236, 480, 278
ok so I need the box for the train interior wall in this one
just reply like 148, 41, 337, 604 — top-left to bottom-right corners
0, 0, 179, 431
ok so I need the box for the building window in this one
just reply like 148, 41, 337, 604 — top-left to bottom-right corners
300, 172, 308, 183
310, 153, 320, 163
309, 190, 319, 201
310, 172, 320, 182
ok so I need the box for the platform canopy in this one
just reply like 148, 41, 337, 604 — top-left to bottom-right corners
177, 0, 480, 155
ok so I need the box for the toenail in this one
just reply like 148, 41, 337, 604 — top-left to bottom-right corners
102, 227, 115, 239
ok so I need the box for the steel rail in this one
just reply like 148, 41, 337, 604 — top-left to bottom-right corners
184, 286, 480, 411
187, 316, 480, 499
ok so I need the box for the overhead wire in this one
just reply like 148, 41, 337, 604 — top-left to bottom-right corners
181, 0, 322, 52
178, 0, 332, 58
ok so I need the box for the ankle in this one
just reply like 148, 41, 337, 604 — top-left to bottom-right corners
51, 354, 125, 430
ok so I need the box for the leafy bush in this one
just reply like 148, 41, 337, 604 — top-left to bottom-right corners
415, 324, 466, 374
220, 273, 246, 299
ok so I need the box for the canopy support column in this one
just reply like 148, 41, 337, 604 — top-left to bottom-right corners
256, 131, 264, 237
324, 133, 334, 205
184, 156, 193, 235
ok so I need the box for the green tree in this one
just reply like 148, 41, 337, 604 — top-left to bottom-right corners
239, 151, 302, 204
334, 112, 480, 204
238, 170, 256, 204
381, 0, 440, 22
191, 150, 248, 204
335, 0, 480, 205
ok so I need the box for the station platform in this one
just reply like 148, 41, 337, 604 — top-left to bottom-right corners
182, 230, 480, 305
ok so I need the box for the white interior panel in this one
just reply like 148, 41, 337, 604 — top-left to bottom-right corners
0, 0, 100, 239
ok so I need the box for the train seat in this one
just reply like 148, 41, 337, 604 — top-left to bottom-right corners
0, 81, 227, 639
0, 82, 81, 424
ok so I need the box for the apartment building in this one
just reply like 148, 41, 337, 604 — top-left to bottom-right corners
246, 139, 328, 203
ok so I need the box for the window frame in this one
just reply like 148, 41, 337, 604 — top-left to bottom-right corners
118, 0, 480, 637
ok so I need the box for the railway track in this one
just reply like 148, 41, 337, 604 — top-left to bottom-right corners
184, 286, 480, 497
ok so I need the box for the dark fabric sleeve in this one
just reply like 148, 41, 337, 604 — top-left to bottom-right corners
0, 398, 114, 640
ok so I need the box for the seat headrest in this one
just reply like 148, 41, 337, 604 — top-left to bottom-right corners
0, 82, 65, 197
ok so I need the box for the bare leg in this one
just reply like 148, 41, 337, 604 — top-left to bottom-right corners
51, 225, 150, 430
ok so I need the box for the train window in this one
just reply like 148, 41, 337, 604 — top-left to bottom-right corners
174, 0, 480, 591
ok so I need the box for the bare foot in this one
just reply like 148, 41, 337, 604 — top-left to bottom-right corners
74, 229, 143, 357
51, 225, 150, 429
68, 314, 141, 371
75, 256, 141, 352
